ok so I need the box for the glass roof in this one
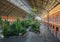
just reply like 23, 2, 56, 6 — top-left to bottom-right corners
8, 0, 32, 13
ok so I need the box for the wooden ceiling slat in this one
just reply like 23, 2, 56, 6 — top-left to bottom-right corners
28, 0, 59, 16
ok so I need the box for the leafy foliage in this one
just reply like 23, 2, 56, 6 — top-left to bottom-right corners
21, 20, 31, 28
2, 20, 10, 37
2, 18, 26, 38
1, 15, 40, 38
19, 26, 26, 35
0, 16, 3, 26
31, 20, 40, 32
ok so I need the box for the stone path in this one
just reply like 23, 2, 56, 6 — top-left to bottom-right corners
26, 23, 60, 42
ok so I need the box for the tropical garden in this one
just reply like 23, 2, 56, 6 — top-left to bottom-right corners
0, 10, 40, 38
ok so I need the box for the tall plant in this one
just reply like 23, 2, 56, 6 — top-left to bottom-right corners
0, 16, 3, 28
10, 17, 21, 36
21, 20, 31, 28
31, 20, 40, 32
2, 16, 27, 37
15, 18, 21, 33
2, 20, 10, 37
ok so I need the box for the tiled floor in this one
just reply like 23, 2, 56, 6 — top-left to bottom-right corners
26, 24, 60, 42
1, 23, 60, 42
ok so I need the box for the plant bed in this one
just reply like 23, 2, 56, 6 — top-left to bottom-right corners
21, 20, 31, 28
31, 28, 40, 33
19, 26, 27, 36
19, 32, 27, 38
30, 20, 40, 33
35, 30, 40, 34
2, 18, 27, 38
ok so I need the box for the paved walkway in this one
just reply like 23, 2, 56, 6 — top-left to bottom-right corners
26, 24, 60, 42
1, 23, 60, 42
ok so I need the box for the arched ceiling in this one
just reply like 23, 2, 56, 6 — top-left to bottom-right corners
28, 0, 60, 16
0, 0, 60, 17
0, 0, 28, 17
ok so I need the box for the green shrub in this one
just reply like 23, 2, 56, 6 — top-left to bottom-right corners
2, 18, 27, 37
21, 20, 31, 28
9, 18, 21, 36
0, 16, 3, 28
19, 26, 26, 35
10, 23, 19, 36
31, 20, 40, 32
2, 20, 10, 37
